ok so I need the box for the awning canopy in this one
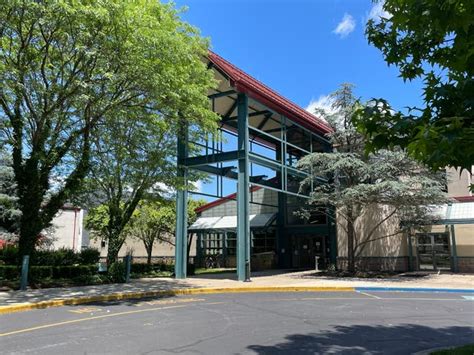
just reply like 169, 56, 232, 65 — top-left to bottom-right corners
189, 213, 276, 231
434, 202, 474, 225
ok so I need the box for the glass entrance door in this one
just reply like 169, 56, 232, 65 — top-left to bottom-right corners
416, 233, 451, 271
291, 235, 325, 269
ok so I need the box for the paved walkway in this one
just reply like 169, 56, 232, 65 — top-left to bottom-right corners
1, 270, 473, 307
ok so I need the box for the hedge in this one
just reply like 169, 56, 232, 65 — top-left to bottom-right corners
130, 263, 175, 274
0, 265, 97, 281
0, 246, 100, 266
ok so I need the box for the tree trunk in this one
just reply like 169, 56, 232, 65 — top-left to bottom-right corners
347, 220, 356, 273
106, 237, 122, 266
145, 243, 153, 265
187, 233, 194, 260
17, 164, 45, 262
346, 207, 356, 273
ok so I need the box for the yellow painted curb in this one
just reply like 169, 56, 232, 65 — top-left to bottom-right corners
0, 286, 355, 314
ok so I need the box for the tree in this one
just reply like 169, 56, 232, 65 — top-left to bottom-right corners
86, 198, 207, 265
355, 0, 474, 174
129, 198, 206, 265
300, 84, 447, 272
0, 0, 217, 259
129, 201, 175, 265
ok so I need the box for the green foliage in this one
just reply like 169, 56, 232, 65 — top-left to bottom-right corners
128, 200, 176, 264
0, 245, 19, 265
430, 344, 474, 355
0, 246, 100, 266
305, 84, 448, 272
0, 0, 218, 259
31, 248, 79, 266
0, 264, 97, 281
108, 262, 126, 283
79, 248, 100, 265
0, 265, 19, 280
356, 0, 474, 172
0, 150, 21, 237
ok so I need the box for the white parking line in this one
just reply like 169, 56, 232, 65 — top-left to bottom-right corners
358, 291, 382, 299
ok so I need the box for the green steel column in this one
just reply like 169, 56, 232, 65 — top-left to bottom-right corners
175, 123, 188, 279
237, 93, 250, 281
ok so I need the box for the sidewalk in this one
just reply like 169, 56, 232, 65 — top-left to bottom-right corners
1, 270, 473, 313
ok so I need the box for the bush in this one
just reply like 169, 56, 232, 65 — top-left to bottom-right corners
1, 264, 98, 283
0, 265, 20, 280
31, 248, 80, 266
108, 262, 126, 283
0, 246, 19, 265
30, 266, 53, 280
160, 263, 174, 272
79, 248, 100, 265
52, 265, 96, 279
187, 263, 195, 276
131, 263, 153, 274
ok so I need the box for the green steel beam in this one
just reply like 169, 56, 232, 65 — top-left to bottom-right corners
222, 101, 238, 120
223, 110, 272, 122
192, 165, 238, 179
175, 123, 188, 279
237, 92, 250, 281
208, 90, 237, 99
182, 150, 240, 167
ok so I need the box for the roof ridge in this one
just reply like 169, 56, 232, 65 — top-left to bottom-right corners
208, 51, 332, 133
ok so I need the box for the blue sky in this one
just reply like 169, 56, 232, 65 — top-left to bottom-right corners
172, 0, 424, 200
175, 0, 424, 112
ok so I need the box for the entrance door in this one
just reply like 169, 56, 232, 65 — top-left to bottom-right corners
417, 233, 451, 271
291, 235, 325, 269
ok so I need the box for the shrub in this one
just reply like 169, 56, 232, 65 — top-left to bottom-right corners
131, 263, 153, 274
0, 245, 19, 265
160, 263, 174, 272
108, 262, 126, 283
30, 266, 53, 281
79, 248, 100, 265
0, 265, 20, 280
52, 265, 96, 279
31, 248, 80, 266
187, 263, 195, 276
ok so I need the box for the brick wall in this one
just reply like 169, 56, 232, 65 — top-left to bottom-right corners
457, 257, 474, 273
337, 256, 409, 272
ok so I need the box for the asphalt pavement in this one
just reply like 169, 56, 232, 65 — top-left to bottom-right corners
1, 291, 473, 354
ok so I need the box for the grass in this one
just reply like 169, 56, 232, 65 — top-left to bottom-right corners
194, 268, 236, 275
131, 270, 173, 278
431, 344, 474, 355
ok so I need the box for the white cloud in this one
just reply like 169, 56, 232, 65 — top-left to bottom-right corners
367, 1, 391, 23
306, 94, 335, 119
333, 13, 356, 38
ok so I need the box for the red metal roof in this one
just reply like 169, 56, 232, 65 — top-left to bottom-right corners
454, 196, 474, 202
195, 185, 262, 214
208, 51, 333, 135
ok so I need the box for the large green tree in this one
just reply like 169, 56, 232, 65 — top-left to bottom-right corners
356, 0, 474, 173
302, 84, 447, 272
0, 0, 217, 258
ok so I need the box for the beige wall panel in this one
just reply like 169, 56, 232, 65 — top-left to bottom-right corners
447, 167, 472, 197
337, 204, 407, 258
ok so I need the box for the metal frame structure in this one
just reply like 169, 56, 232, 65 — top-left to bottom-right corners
175, 52, 334, 281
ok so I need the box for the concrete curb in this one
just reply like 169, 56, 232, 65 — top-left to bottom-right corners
0, 286, 355, 314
